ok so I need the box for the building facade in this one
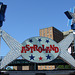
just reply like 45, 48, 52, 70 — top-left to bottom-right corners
39, 27, 63, 43
63, 30, 73, 38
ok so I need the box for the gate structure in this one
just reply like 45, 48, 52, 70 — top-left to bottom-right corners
0, 2, 75, 70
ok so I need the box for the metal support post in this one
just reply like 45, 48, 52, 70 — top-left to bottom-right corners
73, 30, 75, 58
34, 63, 38, 70
0, 27, 2, 57
34, 63, 36, 70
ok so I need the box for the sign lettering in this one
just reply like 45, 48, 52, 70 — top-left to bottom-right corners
21, 45, 59, 53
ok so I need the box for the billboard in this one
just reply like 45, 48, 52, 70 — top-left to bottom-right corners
21, 37, 60, 63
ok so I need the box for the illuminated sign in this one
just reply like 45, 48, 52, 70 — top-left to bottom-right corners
21, 37, 60, 63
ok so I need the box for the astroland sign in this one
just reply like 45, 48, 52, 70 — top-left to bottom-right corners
21, 37, 60, 63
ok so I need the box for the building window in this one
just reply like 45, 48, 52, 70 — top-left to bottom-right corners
45, 66, 47, 69
47, 28, 49, 33
52, 66, 55, 69
49, 66, 50, 68
43, 29, 45, 36
50, 35, 52, 37
43, 33, 45, 36
50, 29, 52, 34
50, 28, 51, 31
47, 33, 49, 35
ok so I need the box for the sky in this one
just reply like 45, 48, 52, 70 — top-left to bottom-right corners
0, 0, 75, 56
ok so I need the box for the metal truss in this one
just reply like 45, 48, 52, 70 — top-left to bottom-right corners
58, 33, 75, 67
0, 31, 75, 69
0, 30, 23, 69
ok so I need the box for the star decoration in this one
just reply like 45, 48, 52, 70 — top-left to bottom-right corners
39, 56, 43, 61
29, 54, 35, 60
29, 39, 33, 43
46, 54, 51, 60
46, 39, 49, 43
38, 38, 42, 42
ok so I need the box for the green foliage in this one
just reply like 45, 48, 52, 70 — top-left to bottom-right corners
57, 65, 74, 69
57, 65, 64, 69
6, 67, 12, 70
65, 65, 71, 69
13, 68, 16, 70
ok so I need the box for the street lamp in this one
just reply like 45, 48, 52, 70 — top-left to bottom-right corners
0, 2, 7, 27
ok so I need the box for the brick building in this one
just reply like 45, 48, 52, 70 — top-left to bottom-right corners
39, 27, 63, 43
